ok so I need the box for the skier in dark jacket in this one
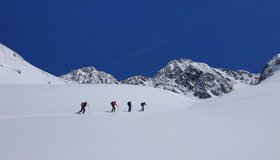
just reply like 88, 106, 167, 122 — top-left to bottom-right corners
140, 102, 147, 112
111, 101, 118, 112
77, 102, 88, 114
127, 101, 132, 112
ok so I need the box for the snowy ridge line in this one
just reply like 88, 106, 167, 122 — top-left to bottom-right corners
0, 43, 67, 84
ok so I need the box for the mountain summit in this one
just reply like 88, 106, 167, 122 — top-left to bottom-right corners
60, 67, 119, 84
122, 59, 259, 99
154, 59, 259, 98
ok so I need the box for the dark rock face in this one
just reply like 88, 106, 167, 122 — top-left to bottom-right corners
151, 59, 258, 99
122, 59, 258, 99
121, 76, 152, 86
258, 54, 280, 83
220, 69, 259, 85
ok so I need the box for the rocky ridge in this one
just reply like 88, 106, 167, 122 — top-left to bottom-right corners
61, 58, 260, 99
60, 67, 119, 84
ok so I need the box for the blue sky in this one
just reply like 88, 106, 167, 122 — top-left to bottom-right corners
1, 0, 280, 80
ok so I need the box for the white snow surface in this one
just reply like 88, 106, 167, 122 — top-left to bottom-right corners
1, 72, 280, 160
0, 43, 67, 84
0, 43, 279, 159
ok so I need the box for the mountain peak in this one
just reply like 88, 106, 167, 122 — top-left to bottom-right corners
273, 53, 280, 59
0, 43, 25, 65
145, 58, 258, 99
60, 67, 119, 84
167, 58, 209, 69
80, 66, 98, 72
169, 58, 193, 64
157, 58, 217, 79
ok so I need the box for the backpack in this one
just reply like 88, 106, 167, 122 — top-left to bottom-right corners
81, 102, 87, 107
127, 101, 131, 106
111, 101, 115, 106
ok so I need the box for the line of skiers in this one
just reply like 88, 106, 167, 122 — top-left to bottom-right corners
77, 101, 147, 114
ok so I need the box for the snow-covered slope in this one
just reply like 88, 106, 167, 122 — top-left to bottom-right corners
259, 54, 280, 83
60, 67, 119, 84
173, 71, 280, 160
0, 71, 280, 160
0, 43, 67, 84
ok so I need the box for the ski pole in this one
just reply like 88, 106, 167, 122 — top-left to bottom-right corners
88, 105, 91, 113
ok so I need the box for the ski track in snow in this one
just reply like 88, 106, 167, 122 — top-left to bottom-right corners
2, 85, 280, 120
0, 113, 76, 119
0, 109, 175, 120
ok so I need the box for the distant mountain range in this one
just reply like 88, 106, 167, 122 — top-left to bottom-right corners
1, 43, 279, 99
60, 59, 260, 99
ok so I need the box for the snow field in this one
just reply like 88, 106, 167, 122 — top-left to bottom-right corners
0, 84, 195, 160
1, 74, 280, 160
0, 84, 194, 116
